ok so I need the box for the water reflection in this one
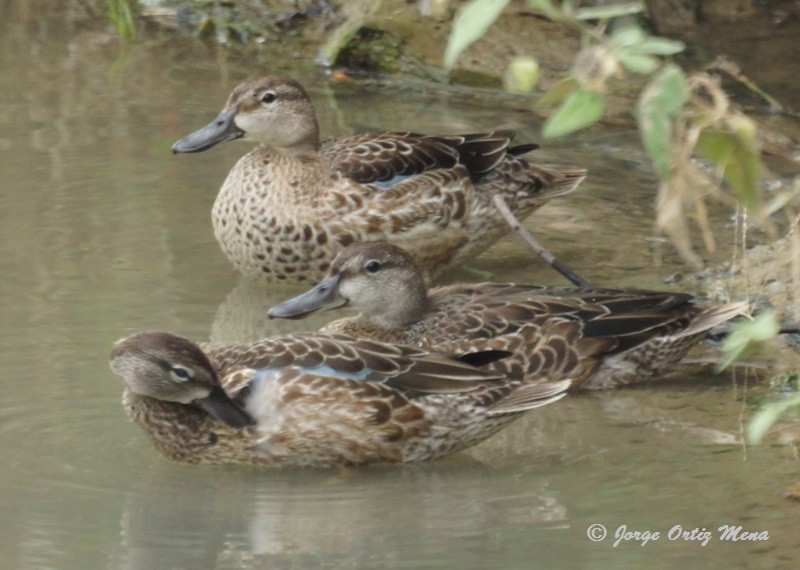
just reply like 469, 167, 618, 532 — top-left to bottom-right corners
109, 461, 570, 568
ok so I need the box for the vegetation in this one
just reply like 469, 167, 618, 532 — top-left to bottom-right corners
445, 0, 799, 445
107, 0, 137, 40
446, 0, 797, 269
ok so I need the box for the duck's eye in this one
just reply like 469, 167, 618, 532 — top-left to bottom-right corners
170, 365, 192, 382
365, 260, 382, 274
261, 92, 276, 104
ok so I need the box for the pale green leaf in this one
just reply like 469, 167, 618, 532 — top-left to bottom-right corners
611, 24, 645, 47
576, 2, 643, 20
630, 37, 685, 56
542, 87, 605, 138
618, 51, 659, 74
636, 64, 688, 179
696, 125, 762, 211
536, 77, 579, 108
747, 392, 800, 445
504, 56, 540, 94
444, 0, 511, 68
526, 0, 562, 19
717, 310, 780, 370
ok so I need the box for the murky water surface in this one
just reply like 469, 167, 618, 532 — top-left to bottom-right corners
1, 6, 798, 568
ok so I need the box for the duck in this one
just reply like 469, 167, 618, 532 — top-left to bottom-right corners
267, 241, 749, 389
171, 75, 586, 282
109, 331, 570, 467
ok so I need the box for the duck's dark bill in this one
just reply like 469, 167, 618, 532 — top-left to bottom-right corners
172, 109, 244, 154
194, 386, 254, 428
268, 275, 346, 320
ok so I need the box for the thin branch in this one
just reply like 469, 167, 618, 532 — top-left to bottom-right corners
492, 194, 594, 288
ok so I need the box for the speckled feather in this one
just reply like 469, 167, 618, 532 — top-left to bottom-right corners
271, 242, 749, 389
111, 332, 570, 467
174, 76, 586, 282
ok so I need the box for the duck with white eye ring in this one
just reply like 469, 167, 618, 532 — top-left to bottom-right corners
171, 75, 587, 283
109, 330, 571, 467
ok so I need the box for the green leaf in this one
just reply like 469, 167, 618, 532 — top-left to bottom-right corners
536, 77, 579, 108
747, 392, 800, 445
630, 37, 685, 56
696, 121, 762, 211
444, 0, 511, 68
542, 87, 605, 138
576, 2, 643, 20
611, 24, 645, 47
526, 0, 562, 20
636, 64, 688, 179
618, 51, 659, 74
504, 56, 540, 94
717, 310, 780, 370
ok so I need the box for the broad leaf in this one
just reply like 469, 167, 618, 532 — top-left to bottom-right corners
611, 25, 645, 47
696, 120, 762, 211
526, 0, 563, 20
444, 0, 511, 68
504, 56, 540, 94
631, 37, 685, 56
718, 310, 779, 370
576, 2, 643, 20
636, 64, 688, 179
542, 87, 605, 138
536, 77, 579, 108
618, 51, 659, 74
747, 392, 800, 445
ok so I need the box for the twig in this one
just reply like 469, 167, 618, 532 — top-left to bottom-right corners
707, 57, 784, 111
492, 194, 594, 288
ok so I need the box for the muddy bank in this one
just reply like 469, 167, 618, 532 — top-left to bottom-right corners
137, 1, 800, 111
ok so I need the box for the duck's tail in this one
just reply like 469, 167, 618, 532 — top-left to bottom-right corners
674, 301, 750, 340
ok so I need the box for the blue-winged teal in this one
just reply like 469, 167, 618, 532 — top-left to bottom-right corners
109, 331, 570, 467
172, 76, 586, 282
268, 242, 749, 389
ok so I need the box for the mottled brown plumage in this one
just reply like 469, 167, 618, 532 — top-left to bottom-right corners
172, 76, 586, 282
268, 242, 749, 389
109, 331, 569, 467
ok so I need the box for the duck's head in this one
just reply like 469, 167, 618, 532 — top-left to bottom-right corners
268, 242, 429, 329
109, 332, 254, 428
172, 75, 320, 155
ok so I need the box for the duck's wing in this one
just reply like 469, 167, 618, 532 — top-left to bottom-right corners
425, 285, 747, 385
320, 131, 522, 187
204, 333, 509, 397
427, 284, 707, 345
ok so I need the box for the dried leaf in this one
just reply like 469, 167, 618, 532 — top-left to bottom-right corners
783, 482, 800, 501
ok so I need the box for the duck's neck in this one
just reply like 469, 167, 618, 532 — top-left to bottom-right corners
269, 138, 319, 156
364, 288, 431, 330
122, 389, 213, 462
